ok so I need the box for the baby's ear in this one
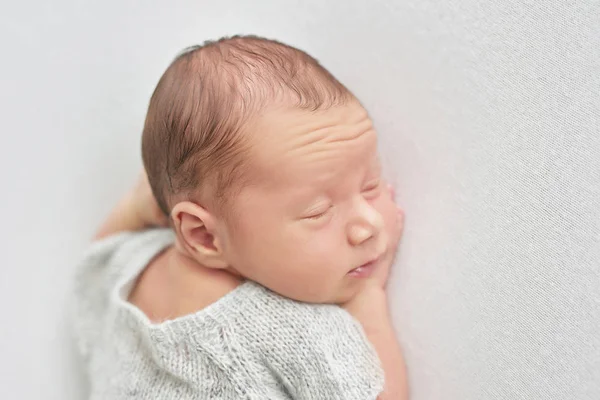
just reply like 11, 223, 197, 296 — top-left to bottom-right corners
171, 201, 228, 269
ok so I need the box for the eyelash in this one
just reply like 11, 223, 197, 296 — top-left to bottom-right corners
306, 205, 333, 220
362, 179, 381, 195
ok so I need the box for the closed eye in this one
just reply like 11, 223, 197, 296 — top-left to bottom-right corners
362, 179, 381, 198
304, 205, 333, 220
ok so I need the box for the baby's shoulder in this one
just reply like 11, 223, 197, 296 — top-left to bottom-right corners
129, 249, 242, 323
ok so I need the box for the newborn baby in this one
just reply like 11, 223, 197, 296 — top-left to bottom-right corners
74, 35, 407, 399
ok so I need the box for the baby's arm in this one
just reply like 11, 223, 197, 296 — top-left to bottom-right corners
343, 282, 408, 400
95, 171, 168, 239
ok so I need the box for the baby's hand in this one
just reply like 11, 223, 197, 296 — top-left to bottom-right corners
94, 170, 169, 239
371, 183, 404, 289
127, 170, 170, 228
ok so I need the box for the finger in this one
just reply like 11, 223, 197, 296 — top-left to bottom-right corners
395, 208, 405, 240
387, 183, 396, 201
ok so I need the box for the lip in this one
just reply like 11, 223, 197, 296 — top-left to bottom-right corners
348, 257, 381, 278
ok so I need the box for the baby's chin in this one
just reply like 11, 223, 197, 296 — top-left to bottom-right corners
334, 278, 376, 304
250, 268, 376, 305
304, 281, 368, 306
264, 282, 359, 305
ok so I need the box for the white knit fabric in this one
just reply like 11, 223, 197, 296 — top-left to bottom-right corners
72, 229, 384, 399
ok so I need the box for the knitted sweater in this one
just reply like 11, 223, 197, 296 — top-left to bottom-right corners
73, 229, 384, 399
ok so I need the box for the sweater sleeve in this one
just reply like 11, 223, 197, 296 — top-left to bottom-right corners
72, 229, 175, 358
223, 284, 385, 400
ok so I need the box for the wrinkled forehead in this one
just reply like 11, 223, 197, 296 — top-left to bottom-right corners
245, 102, 378, 186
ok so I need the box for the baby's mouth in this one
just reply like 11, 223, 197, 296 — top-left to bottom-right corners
348, 257, 380, 278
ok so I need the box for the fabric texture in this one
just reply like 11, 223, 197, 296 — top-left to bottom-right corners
364, 2, 600, 399
72, 229, 383, 399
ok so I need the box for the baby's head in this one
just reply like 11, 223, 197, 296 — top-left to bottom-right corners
142, 36, 399, 304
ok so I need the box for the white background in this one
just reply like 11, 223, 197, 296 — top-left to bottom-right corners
1, 1, 599, 399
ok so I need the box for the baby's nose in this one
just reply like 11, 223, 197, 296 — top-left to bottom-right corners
348, 224, 375, 246
347, 199, 384, 246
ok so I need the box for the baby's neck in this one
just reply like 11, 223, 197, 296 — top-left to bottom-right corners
129, 245, 243, 323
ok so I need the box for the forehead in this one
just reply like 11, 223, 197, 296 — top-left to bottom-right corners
247, 102, 378, 186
